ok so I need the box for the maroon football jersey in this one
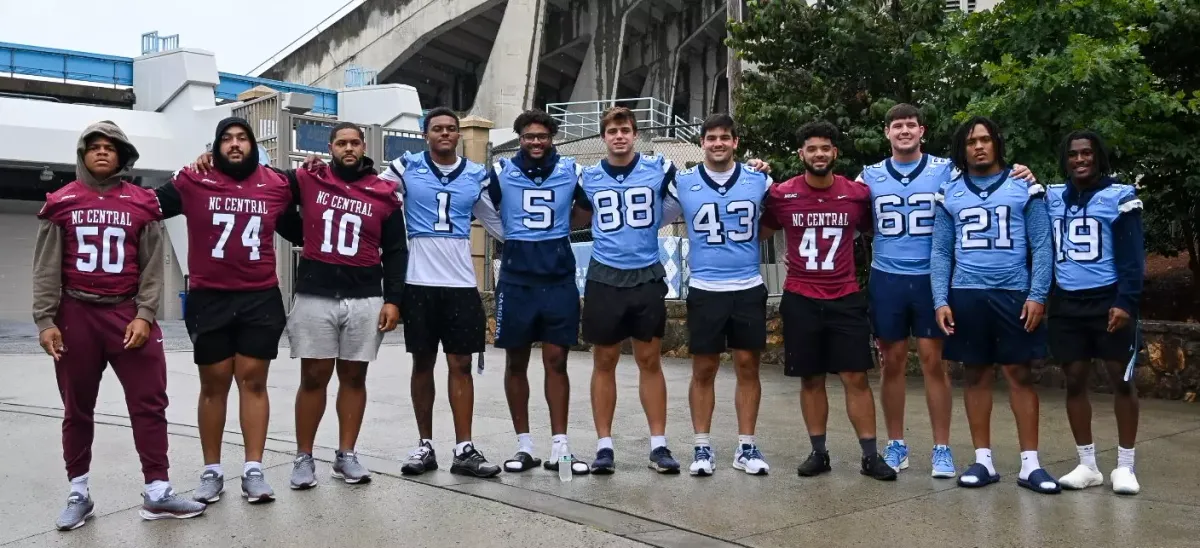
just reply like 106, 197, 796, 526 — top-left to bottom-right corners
170, 166, 292, 291
295, 164, 401, 267
763, 174, 872, 300
39, 180, 164, 296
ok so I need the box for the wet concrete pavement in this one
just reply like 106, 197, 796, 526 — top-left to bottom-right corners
1, 323, 1197, 547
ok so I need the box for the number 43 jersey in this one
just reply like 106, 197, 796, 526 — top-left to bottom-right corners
670, 163, 772, 291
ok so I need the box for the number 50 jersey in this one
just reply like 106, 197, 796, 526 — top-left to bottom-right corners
671, 164, 771, 290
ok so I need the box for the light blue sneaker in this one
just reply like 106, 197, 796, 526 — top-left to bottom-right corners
884, 441, 909, 472
931, 445, 956, 479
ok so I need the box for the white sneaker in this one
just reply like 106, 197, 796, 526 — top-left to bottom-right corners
1059, 464, 1104, 490
1111, 467, 1140, 495
732, 444, 770, 476
689, 446, 715, 476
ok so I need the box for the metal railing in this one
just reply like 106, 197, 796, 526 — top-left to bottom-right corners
545, 97, 702, 140
140, 31, 180, 55
0, 41, 133, 87
344, 64, 378, 88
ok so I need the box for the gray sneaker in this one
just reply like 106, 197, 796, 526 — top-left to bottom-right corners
241, 468, 275, 504
332, 451, 372, 484
55, 492, 95, 531
290, 453, 317, 490
193, 470, 224, 503
139, 488, 206, 520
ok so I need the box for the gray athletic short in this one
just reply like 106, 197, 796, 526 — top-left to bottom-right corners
287, 294, 385, 362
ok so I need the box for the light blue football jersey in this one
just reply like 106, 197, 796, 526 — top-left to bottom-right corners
400, 151, 487, 239
581, 153, 672, 270
862, 154, 955, 275
672, 163, 770, 286
1047, 182, 1141, 291
492, 156, 580, 241
937, 170, 1045, 290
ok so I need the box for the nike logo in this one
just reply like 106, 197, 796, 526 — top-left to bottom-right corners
119, 194, 132, 198
837, 195, 848, 199
201, 179, 217, 184
256, 184, 267, 188
156, 338, 163, 343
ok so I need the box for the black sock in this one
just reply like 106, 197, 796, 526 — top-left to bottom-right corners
859, 437, 878, 458
810, 434, 827, 454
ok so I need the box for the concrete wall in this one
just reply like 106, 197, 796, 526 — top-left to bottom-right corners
477, 292, 1200, 401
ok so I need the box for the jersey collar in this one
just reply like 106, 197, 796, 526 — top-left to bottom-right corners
962, 168, 1011, 200
424, 151, 467, 185
699, 163, 743, 195
885, 154, 929, 185
600, 153, 640, 182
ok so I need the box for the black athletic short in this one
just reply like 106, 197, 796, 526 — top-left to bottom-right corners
1049, 285, 1139, 366
184, 287, 286, 366
686, 285, 768, 355
401, 284, 486, 356
780, 290, 874, 378
581, 279, 667, 346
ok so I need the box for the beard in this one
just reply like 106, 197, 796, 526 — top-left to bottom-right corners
803, 158, 833, 177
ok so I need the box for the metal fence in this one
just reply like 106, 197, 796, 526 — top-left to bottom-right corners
487, 124, 789, 297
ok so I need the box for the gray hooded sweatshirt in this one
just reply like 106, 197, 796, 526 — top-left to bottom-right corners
31, 121, 165, 332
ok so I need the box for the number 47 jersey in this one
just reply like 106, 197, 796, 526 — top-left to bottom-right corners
669, 164, 772, 290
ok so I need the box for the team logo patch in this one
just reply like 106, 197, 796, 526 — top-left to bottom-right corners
690, 184, 702, 192
510, 171, 521, 177
593, 174, 603, 180
784, 193, 798, 198
418, 168, 429, 174
1051, 199, 1063, 207
876, 175, 887, 182
953, 191, 965, 197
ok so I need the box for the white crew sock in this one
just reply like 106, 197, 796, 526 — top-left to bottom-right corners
738, 434, 756, 447
694, 433, 711, 448
144, 480, 171, 501
69, 474, 89, 497
975, 448, 996, 476
650, 435, 668, 450
892, 439, 907, 447
205, 463, 223, 477
243, 461, 262, 475
551, 434, 569, 459
1018, 451, 1041, 480
454, 441, 473, 456
597, 437, 614, 452
516, 433, 534, 455
1077, 443, 1098, 470
1117, 446, 1136, 470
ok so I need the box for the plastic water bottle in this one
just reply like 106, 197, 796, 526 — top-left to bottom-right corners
559, 454, 573, 482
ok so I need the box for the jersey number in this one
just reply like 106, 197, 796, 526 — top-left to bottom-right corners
212, 213, 262, 260
874, 193, 935, 236
594, 187, 655, 232
75, 226, 126, 273
522, 189, 555, 230
434, 191, 452, 233
1053, 217, 1101, 262
691, 201, 756, 244
959, 206, 1013, 250
320, 209, 363, 256
798, 227, 843, 271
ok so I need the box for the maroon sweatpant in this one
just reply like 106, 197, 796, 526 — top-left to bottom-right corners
54, 295, 170, 483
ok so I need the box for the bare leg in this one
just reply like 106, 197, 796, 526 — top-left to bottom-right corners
294, 358, 335, 454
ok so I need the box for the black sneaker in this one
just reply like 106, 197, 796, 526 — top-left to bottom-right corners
591, 448, 616, 475
450, 445, 502, 478
861, 453, 898, 481
401, 441, 438, 476
648, 446, 681, 474
797, 451, 832, 477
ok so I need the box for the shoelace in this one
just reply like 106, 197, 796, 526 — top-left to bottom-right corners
653, 447, 674, 462
408, 446, 431, 460
933, 448, 953, 468
695, 447, 714, 461
886, 444, 906, 462
745, 446, 765, 461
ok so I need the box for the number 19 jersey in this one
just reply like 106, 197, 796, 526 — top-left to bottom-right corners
762, 175, 872, 300
672, 163, 771, 290
1047, 181, 1140, 291
861, 154, 954, 275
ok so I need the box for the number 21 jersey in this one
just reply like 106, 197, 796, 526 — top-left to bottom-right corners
762, 175, 872, 300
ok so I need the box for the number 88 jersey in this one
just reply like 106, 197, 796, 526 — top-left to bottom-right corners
670, 164, 771, 289
1046, 181, 1140, 291
580, 154, 673, 270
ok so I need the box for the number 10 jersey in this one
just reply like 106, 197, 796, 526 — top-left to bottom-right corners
294, 163, 401, 267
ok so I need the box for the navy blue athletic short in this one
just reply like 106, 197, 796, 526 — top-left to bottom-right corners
943, 288, 1047, 366
494, 281, 580, 349
868, 268, 942, 342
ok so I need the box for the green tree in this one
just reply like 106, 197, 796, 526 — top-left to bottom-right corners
727, 0, 949, 180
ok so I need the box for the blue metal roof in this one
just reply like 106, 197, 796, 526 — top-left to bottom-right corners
0, 42, 337, 115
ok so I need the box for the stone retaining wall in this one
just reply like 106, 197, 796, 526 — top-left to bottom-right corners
479, 292, 1199, 401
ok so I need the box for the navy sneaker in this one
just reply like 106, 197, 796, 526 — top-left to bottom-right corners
591, 448, 615, 475
648, 446, 680, 474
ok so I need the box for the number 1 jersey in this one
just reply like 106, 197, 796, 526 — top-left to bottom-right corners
762, 175, 871, 300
